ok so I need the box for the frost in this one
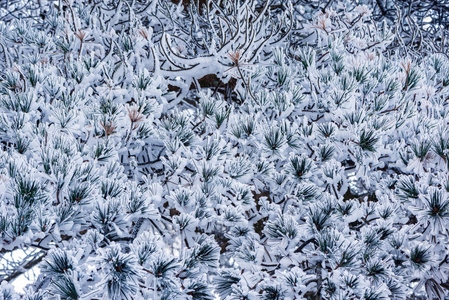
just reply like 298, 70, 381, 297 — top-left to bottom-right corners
0, 0, 449, 299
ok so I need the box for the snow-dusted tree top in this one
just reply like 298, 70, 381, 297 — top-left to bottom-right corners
1, 0, 449, 299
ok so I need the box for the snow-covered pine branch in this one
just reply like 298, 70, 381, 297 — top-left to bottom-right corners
0, 0, 449, 300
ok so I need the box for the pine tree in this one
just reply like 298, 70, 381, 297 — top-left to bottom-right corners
0, 0, 449, 300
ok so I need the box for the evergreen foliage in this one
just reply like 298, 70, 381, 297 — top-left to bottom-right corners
0, 0, 449, 299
